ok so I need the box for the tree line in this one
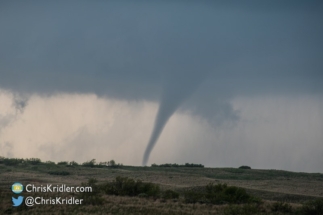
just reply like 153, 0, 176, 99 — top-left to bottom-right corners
151, 163, 204, 168
0, 156, 122, 168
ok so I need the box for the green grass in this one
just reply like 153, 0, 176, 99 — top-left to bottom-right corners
1, 157, 323, 214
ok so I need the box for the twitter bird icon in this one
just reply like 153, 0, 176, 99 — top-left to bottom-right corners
12, 196, 24, 207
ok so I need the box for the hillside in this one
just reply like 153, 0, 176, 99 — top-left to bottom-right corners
0, 159, 322, 214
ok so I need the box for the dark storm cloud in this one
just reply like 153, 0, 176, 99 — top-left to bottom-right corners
0, 1, 215, 98
1, 1, 322, 164
1, 1, 321, 111
1, 1, 322, 97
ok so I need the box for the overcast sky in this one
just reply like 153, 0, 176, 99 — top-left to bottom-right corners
0, 1, 322, 172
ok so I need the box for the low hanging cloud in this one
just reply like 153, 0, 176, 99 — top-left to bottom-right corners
0, 89, 322, 172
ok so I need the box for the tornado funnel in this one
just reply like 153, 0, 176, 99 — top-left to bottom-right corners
142, 72, 209, 166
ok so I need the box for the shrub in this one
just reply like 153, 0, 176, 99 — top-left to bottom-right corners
162, 190, 180, 199
152, 163, 204, 168
184, 183, 258, 205
299, 198, 323, 215
184, 163, 204, 168
79, 178, 105, 205
138, 181, 160, 197
97, 162, 107, 168
138, 193, 148, 198
206, 183, 253, 204
1, 158, 24, 166
45, 161, 56, 165
184, 191, 207, 204
25, 158, 41, 165
57, 161, 68, 165
223, 204, 260, 215
48, 171, 70, 176
239, 166, 251, 169
271, 202, 293, 213
69, 161, 78, 166
103, 176, 160, 197
82, 159, 96, 167
108, 160, 116, 167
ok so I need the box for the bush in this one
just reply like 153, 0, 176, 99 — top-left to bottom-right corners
184, 191, 207, 204
184, 183, 258, 205
152, 163, 204, 168
206, 183, 253, 204
138, 181, 160, 197
184, 163, 204, 168
25, 158, 42, 165
57, 161, 68, 165
108, 160, 116, 167
223, 204, 260, 215
299, 199, 323, 215
271, 202, 293, 213
239, 166, 251, 169
69, 161, 78, 166
48, 171, 70, 176
82, 159, 96, 167
45, 161, 56, 165
138, 193, 148, 198
103, 176, 160, 198
79, 178, 105, 205
97, 162, 107, 168
1, 158, 24, 166
162, 190, 179, 199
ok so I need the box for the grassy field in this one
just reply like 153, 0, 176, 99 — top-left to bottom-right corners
0, 161, 322, 214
